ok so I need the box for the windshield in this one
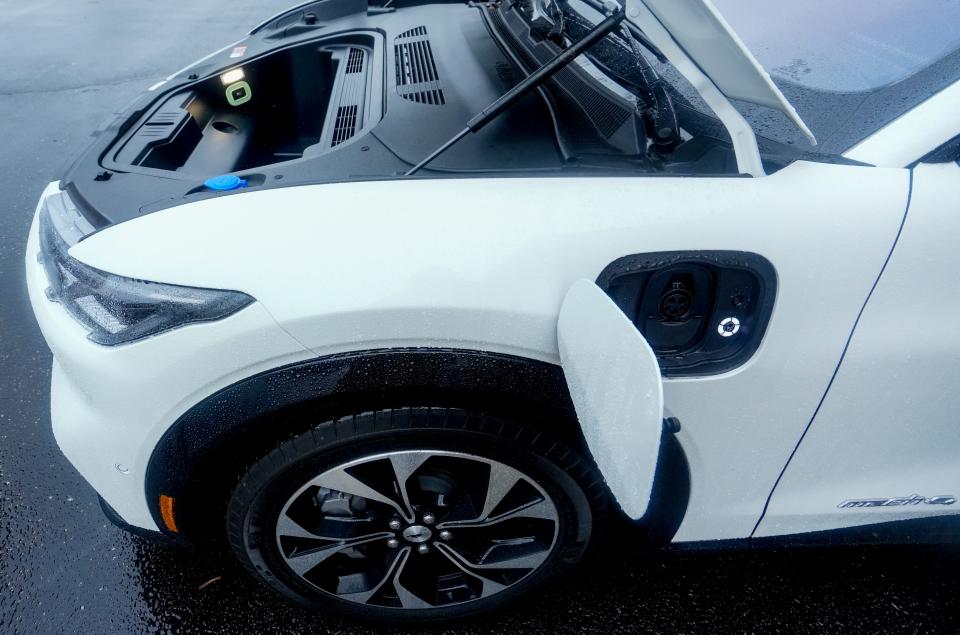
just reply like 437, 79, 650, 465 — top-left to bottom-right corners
712, 0, 960, 153
715, 0, 960, 93
491, 0, 960, 158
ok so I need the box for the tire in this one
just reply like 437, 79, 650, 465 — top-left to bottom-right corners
226, 407, 607, 623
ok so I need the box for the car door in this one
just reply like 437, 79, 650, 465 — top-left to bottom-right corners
755, 156, 960, 538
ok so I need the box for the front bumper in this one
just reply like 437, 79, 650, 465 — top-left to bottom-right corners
25, 183, 312, 532
98, 495, 173, 544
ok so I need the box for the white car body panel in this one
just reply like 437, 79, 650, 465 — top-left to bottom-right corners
25, 186, 313, 529
558, 280, 664, 520
756, 162, 960, 536
843, 79, 960, 168
62, 161, 911, 540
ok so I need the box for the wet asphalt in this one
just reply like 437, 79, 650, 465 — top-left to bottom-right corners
1, 2, 960, 633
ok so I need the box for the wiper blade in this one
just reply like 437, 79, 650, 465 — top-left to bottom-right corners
559, 2, 680, 151
576, 0, 667, 63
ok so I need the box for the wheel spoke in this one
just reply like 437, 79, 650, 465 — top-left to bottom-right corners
459, 543, 550, 570
276, 512, 324, 540
277, 511, 379, 541
439, 497, 557, 529
388, 453, 433, 520
434, 543, 508, 598
490, 496, 558, 523
479, 465, 523, 521
337, 547, 409, 605
308, 467, 408, 519
391, 549, 433, 609
284, 532, 393, 576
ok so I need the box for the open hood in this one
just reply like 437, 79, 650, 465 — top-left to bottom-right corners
625, 0, 816, 175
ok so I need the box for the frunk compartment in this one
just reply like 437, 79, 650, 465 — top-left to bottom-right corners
111, 33, 381, 175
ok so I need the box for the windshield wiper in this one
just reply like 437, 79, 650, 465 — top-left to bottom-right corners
576, 0, 666, 63
405, 6, 626, 176
559, 2, 680, 152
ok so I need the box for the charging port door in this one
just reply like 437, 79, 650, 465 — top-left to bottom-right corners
558, 279, 664, 520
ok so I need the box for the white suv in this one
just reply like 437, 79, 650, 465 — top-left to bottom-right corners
25, 0, 960, 622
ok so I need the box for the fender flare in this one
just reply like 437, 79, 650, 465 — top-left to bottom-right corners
144, 348, 579, 537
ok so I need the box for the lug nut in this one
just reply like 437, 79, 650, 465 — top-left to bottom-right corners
417, 544, 430, 555
439, 530, 452, 541
388, 519, 402, 531
422, 512, 436, 525
386, 538, 400, 549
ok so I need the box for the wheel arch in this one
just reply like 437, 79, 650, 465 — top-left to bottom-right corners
144, 348, 583, 543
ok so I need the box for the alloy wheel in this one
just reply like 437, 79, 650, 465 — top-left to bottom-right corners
273, 450, 560, 609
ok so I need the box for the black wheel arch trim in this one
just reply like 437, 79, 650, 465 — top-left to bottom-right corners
144, 347, 582, 539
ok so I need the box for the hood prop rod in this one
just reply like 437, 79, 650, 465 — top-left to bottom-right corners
405, 8, 625, 176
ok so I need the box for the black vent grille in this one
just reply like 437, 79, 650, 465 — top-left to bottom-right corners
332, 105, 359, 146
394, 26, 446, 105
346, 48, 364, 74
554, 67, 630, 138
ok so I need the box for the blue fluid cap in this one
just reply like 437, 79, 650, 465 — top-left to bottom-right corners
204, 174, 247, 191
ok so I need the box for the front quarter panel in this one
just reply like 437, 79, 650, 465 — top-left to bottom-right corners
72, 162, 909, 540
25, 198, 313, 530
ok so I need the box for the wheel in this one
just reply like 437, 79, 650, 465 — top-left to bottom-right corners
226, 407, 606, 622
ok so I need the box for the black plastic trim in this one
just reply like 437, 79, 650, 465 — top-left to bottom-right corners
674, 515, 960, 551
101, 30, 387, 180
144, 348, 579, 540
596, 250, 777, 377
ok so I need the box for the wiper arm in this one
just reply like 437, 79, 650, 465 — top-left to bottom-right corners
559, 3, 680, 151
577, 0, 666, 63
405, 7, 626, 176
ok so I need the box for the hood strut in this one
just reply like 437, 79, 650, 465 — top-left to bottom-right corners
405, 7, 625, 176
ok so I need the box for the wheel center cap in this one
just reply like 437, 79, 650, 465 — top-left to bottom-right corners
402, 525, 433, 544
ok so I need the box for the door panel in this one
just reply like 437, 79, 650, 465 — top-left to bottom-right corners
756, 162, 960, 537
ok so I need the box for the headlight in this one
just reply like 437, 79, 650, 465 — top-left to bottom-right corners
37, 189, 254, 346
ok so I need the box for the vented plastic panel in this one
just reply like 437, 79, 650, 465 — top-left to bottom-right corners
553, 67, 629, 138
114, 105, 198, 168
140, 112, 183, 136
346, 47, 364, 74
394, 26, 446, 105
332, 105, 359, 146
488, 7, 632, 142
321, 47, 370, 148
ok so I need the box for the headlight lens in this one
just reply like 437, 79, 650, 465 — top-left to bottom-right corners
38, 190, 254, 346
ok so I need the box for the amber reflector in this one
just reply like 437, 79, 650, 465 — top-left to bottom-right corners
159, 495, 179, 533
